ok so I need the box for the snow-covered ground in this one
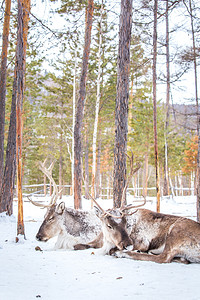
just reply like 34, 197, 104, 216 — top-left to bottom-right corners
0, 195, 200, 300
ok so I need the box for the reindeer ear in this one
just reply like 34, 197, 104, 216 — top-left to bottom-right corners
56, 202, 65, 214
94, 206, 103, 218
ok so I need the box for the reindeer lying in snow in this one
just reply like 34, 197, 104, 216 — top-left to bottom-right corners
29, 160, 101, 249
31, 158, 200, 264
30, 156, 142, 253
75, 153, 200, 264
35, 201, 102, 249
93, 204, 200, 264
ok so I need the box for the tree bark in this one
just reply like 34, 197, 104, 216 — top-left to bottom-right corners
187, 0, 200, 221
91, 1, 103, 202
96, 137, 101, 198
16, 0, 30, 237
71, 47, 77, 198
84, 123, 89, 200
113, 0, 133, 208
59, 139, 63, 199
0, 67, 17, 215
163, 0, 170, 196
74, 0, 93, 209
143, 151, 148, 198
0, 0, 11, 191
153, 0, 160, 212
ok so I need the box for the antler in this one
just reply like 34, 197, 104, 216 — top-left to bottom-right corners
120, 151, 141, 209
88, 193, 126, 219
27, 159, 59, 208
88, 193, 106, 214
121, 195, 146, 216
88, 151, 144, 219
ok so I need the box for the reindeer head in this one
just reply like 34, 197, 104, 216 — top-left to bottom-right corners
36, 202, 65, 242
27, 159, 65, 242
95, 206, 132, 251
90, 151, 145, 253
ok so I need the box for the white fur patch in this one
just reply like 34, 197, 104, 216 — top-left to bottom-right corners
54, 231, 97, 250
114, 250, 130, 259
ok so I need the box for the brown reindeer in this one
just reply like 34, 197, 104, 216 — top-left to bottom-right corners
75, 152, 200, 263
97, 206, 200, 264
74, 153, 144, 254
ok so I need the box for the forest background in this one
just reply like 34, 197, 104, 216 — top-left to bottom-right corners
0, 0, 199, 215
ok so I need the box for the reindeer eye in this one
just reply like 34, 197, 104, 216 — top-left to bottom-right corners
107, 224, 113, 229
48, 216, 54, 222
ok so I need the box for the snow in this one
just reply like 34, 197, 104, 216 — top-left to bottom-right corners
1, 195, 200, 300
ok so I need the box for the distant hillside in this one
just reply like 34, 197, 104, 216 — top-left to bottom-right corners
169, 103, 197, 134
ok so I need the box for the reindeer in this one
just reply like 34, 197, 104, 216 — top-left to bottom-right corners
75, 153, 200, 264
74, 153, 144, 254
94, 200, 200, 264
28, 160, 102, 249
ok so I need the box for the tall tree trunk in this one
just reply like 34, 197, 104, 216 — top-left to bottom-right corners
153, 0, 161, 212
84, 123, 89, 200
0, 67, 17, 215
71, 47, 77, 197
16, 0, 30, 237
163, 0, 170, 196
113, 0, 133, 208
143, 151, 148, 198
74, 0, 93, 209
0, 0, 11, 191
91, 1, 103, 202
96, 136, 101, 198
59, 137, 63, 199
187, 0, 200, 221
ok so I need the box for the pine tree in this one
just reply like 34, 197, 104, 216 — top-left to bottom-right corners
74, 0, 94, 209
0, 0, 11, 191
113, 0, 133, 208
16, 0, 30, 237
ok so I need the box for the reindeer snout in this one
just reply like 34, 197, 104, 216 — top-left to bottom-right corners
117, 241, 125, 251
117, 231, 132, 250
36, 233, 42, 241
36, 233, 47, 242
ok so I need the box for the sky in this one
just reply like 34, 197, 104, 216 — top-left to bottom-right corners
1, 0, 197, 106
32, 0, 199, 106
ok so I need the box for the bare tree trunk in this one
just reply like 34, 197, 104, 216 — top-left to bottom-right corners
74, 0, 93, 209
113, 0, 133, 208
163, 0, 170, 196
186, 0, 200, 221
91, 1, 103, 202
16, 0, 30, 237
59, 140, 63, 199
84, 123, 89, 200
0, 67, 17, 215
143, 152, 148, 198
153, 0, 160, 212
96, 137, 101, 198
169, 173, 175, 198
182, 0, 200, 218
0, 0, 11, 191
72, 47, 77, 198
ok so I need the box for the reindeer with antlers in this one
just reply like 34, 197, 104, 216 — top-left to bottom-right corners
86, 154, 200, 263
30, 155, 142, 253
74, 153, 144, 254
98, 204, 200, 263
29, 160, 102, 249
75, 153, 200, 263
